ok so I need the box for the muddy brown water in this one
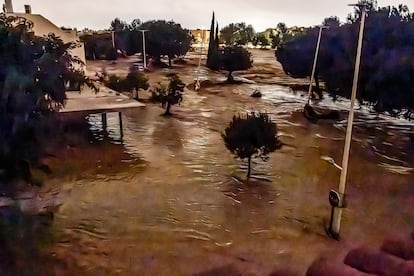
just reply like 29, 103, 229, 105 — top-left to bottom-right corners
2, 50, 414, 275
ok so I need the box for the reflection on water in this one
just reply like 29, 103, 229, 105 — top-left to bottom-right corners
4, 69, 414, 274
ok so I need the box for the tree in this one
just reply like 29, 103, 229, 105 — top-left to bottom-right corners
220, 23, 238, 45
275, 27, 322, 97
222, 112, 282, 180
139, 20, 192, 67
128, 18, 142, 31
217, 46, 253, 82
105, 69, 149, 100
0, 14, 94, 187
253, 32, 271, 48
276, 2, 414, 119
80, 32, 117, 60
322, 16, 341, 28
150, 74, 185, 115
124, 70, 149, 100
220, 22, 255, 46
347, 0, 378, 23
110, 17, 128, 32
207, 12, 218, 69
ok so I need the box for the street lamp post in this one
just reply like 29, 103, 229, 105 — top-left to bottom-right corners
307, 25, 328, 104
139, 30, 149, 69
328, 3, 367, 239
111, 31, 115, 48
195, 29, 206, 91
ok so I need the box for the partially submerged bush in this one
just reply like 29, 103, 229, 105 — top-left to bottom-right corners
105, 70, 149, 99
150, 73, 185, 115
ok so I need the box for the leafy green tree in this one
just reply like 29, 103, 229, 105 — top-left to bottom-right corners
220, 22, 255, 46
277, 2, 414, 119
277, 22, 288, 35
347, 0, 378, 23
222, 112, 282, 180
110, 17, 128, 32
217, 46, 253, 82
80, 32, 117, 60
253, 33, 271, 48
105, 70, 149, 99
139, 20, 192, 67
0, 14, 94, 187
150, 74, 185, 115
322, 16, 341, 28
124, 70, 149, 100
275, 26, 320, 90
128, 18, 142, 31
273, 22, 306, 47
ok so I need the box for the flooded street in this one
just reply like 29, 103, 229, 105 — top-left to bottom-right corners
4, 50, 414, 275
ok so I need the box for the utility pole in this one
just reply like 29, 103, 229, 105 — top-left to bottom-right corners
111, 31, 115, 48
328, 3, 367, 240
139, 30, 149, 69
195, 29, 206, 91
307, 25, 328, 104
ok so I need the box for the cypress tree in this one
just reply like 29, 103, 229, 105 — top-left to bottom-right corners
207, 12, 217, 69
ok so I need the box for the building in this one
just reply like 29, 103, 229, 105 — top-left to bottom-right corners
190, 29, 210, 47
2, 0, 86, 72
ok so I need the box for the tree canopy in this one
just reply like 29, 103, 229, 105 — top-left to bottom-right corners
220, 22, 255, 46
222, 112, 282, 179
217, 46, 253, 82
138, 20, 192, 67
82, 18, 192, 66
276, 2, 414, 119
0, 14, 93, 186
150, 73, 185, 115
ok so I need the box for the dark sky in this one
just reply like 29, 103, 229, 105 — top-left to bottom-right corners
10, 0, 414, 31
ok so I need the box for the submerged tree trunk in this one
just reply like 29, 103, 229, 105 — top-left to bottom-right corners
168, 56, 172, 67
247, 155, 251, 180
132, 88, 139, 100
164, 102, 172, 115
227, 71, 234, 83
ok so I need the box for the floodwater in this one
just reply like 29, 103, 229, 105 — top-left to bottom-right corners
2, 50, 414, 275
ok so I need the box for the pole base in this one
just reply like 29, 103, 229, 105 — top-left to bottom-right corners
325, 225, 341, 241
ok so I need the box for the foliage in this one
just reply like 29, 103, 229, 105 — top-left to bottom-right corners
322, 16, 341, 28
217, 46, 253, 82
105, 70, 149, 99
206, 14, 221, 70
83, 18, 191, 63
139, 20, 192, 67
0, 15, 94, 188
124, 70, 149, 92
270, 22, 307, 48
222, 112, 282, 178
105, 75, 123, 91
276, 2, 414, 119
207, 12, 219, 70
80, 32, 117, 60
253, 32, 271, 48
150, 74, 185, 115
220, 22, 255, 46
110, 17, 128, 32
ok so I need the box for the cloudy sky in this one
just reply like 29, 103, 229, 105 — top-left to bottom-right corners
9, 0, 414, 31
